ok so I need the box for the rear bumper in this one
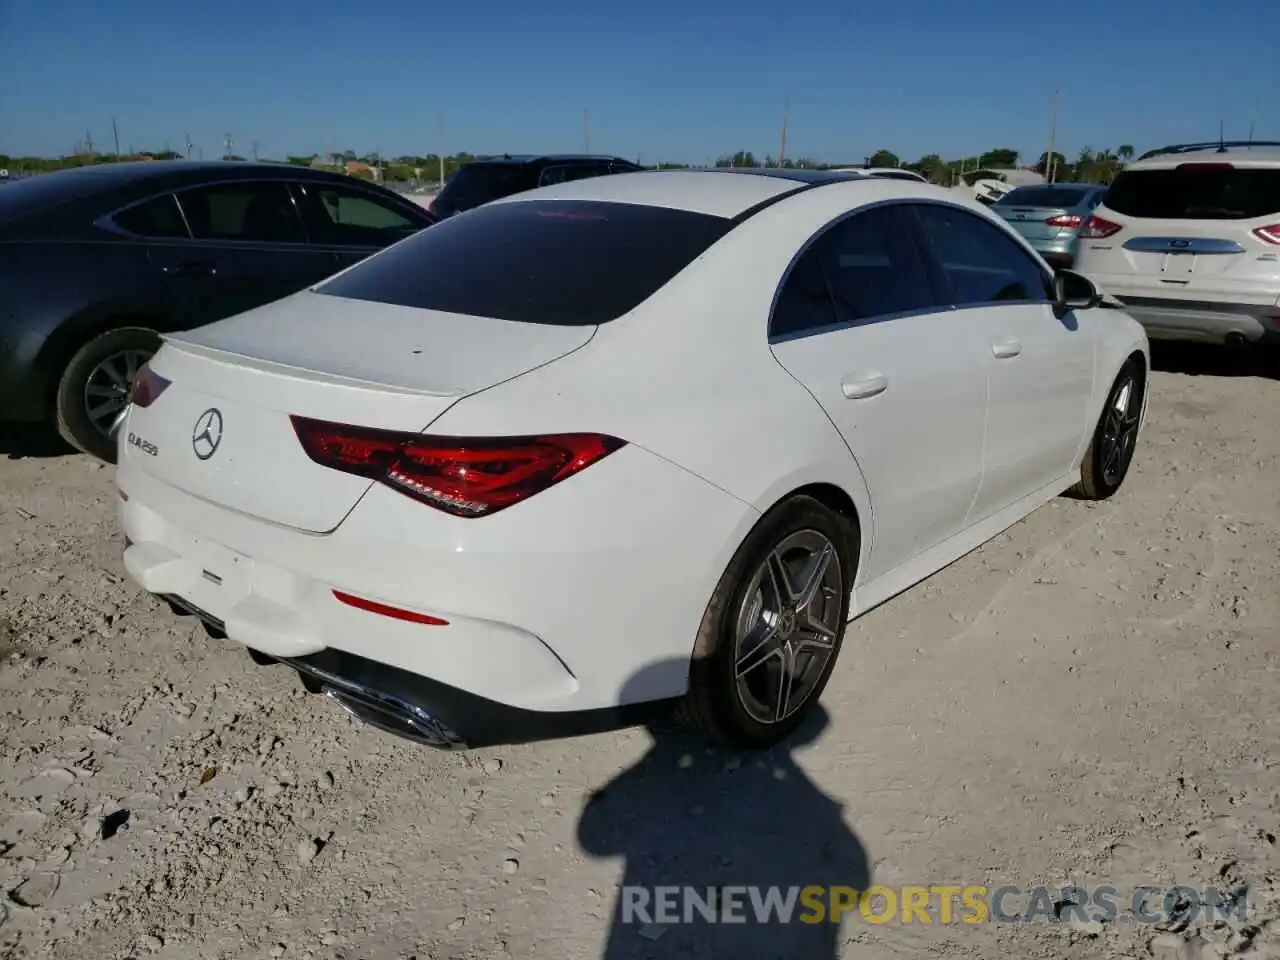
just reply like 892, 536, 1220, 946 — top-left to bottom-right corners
163, 595, 674, 748
116, 439, 758, 744
1107, 296, 1280, 345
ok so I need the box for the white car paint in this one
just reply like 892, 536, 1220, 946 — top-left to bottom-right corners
116, 169, 1149, 744
1073, 145, 1280, 344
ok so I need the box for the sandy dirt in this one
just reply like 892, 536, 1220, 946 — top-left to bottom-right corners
1, 344, 1277, 960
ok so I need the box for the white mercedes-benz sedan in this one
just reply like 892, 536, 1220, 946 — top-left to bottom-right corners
115, 168, 1149, 751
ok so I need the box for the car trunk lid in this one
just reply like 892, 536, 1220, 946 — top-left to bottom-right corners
121, 290, 595, 533
995, 205, 1081, 241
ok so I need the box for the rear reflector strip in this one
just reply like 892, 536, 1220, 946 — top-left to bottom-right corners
332, 589, 449, 626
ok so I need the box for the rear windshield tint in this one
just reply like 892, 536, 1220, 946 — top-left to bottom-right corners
0, 167, 117, 225
997, 186, 1089, 208
317, 199, 733, 325
431, 163, 530, 216
1105, 167, 1280, 220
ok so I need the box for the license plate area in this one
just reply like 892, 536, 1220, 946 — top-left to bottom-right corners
180, 534, 254, 617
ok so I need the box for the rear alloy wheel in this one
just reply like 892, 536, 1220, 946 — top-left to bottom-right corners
681, 495, 854, 749
1072, 357, 1145, 500
55, 327, 162, 463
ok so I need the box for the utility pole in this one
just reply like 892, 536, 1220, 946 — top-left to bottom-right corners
112, 117, 121, 159
1044, 88, 1059, 183
184, 134, 193, 160
582, 108, 590, 153
252, 140, 260, 161
778, 95, 790, 168
83, 128, 94, 156
223, 132, 234, 160
437, 117, 446, 188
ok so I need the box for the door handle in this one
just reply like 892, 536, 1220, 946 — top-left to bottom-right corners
161, 262, 216, 277
841, 373, 888, 399
992, 340, 1022, 359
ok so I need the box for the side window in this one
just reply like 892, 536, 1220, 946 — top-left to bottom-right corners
769, 206, 939, 339
817, 206, 939, 323
563, 163, 611, 182
771, 246, 837, 339
175, 182, 306, 244
538, 165, 570, 186
112, 194, 189, 239
911, 204, 1053, 305
291, 182, 420, 247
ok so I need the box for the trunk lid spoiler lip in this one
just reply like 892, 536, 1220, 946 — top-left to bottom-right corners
158, 335, 465, 399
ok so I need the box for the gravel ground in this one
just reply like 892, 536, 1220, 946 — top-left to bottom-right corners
1, 344, 1277, 960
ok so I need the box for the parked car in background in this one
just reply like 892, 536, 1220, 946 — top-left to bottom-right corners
116, 169, 1148, 752
426, 154, 642, 219
992, 183, 1108, 269
0, 160, 436, 461
1074, 141, 1280, 346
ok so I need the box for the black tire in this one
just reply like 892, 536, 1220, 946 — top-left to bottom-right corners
678, 494, 856, 749
54, 326, 162, 463
1071, 356, 1145, 501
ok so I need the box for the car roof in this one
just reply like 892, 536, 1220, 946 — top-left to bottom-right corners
487, 167, 875, 219
1129, 142, 1280, 170
468, 153, 633, 166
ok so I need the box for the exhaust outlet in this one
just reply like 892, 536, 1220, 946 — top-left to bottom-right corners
320, 683, 466, 749
1224, 331, 1248, 349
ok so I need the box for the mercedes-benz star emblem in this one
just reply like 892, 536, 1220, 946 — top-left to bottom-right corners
192, 408, 224, 460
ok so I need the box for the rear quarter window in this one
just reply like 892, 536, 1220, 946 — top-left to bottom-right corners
1105, 167, 1280, 220
316, 199, 733, 325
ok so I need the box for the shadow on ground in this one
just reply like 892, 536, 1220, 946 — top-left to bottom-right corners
1150, 342, 1279, 381
578, 660, 870, 959
0, 422, 75, 460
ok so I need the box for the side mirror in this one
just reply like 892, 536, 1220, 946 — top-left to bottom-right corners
1053, 268, 1102, 315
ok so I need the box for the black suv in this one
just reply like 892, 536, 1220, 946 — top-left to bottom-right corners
0, 160, 436, 460
428, 154, 642, 219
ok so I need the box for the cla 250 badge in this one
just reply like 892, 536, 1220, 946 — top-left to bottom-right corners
127, 432, 158, 457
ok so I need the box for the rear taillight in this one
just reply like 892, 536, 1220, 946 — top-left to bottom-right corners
1251, 224, 1280, 245
1044, 214, 1083, 228
290, 416, 625, 517
129, 364, 171, 408
1078, 215, 1122, 240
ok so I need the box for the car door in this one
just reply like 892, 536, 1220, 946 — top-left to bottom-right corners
150, 180, 337, 327
907, 201, 1095, 523
289, 180, 430, 270
768, 204, 988, 584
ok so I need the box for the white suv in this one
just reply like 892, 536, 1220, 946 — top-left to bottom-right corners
1074, 141, 1280, 346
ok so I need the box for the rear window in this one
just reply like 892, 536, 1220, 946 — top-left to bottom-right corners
0, 167, 120, 225
431, 163, 530, 216
1105, 167, 1280, 220
997, 186, 1089, 208
317, 199, 732, 325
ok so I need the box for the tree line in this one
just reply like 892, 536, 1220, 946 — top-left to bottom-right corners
1, 143, 1137, 186
712, 144, 1136, 185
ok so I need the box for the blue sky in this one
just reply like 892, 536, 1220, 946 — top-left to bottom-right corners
1, 0, 1275, 165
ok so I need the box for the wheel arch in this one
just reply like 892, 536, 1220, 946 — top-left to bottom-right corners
755, 480, 865, 584
34, 304, 174, 405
